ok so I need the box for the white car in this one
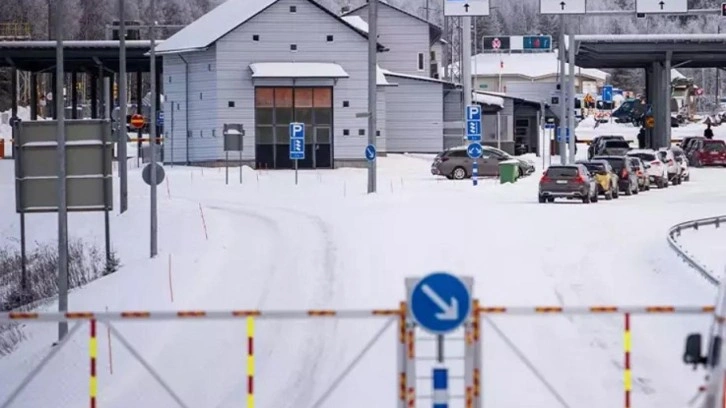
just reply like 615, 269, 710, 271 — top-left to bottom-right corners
657, 148, 682, 185
627, 149, 669, 188
670, 146, 690, 182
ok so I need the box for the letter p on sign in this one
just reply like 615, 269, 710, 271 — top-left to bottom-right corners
289, 122, 305, 139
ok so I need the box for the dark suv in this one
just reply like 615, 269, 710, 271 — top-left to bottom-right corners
593, 155, 639, 196
538, 164, 599, 204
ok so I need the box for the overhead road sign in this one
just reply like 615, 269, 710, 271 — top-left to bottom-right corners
636, 0, 687, 13
444, 0, 490, 16
481, 36, 509, 51
409, 272, 472, 335
539, 0, 587, 14
523, 35, 552, 50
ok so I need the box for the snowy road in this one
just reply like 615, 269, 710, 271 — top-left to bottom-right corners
0, 153, 724, 407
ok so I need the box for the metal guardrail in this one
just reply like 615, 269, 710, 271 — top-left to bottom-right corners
667, 215, 726, 286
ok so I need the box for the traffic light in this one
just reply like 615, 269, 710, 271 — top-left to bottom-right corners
722, 2, 726, 17
523, 35, 552, 50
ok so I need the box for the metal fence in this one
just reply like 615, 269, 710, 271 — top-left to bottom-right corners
667, 215, 726, 286
0, 303, 717, 408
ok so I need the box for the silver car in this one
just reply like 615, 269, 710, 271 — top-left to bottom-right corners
431, 146, 523, 179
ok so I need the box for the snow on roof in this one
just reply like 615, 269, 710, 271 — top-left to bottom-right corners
156, 0, 381, 54
473, 92, 504, 107
381, 69, 452, 85
343, 0, 441, 30
249, 62, 349, 78
341, 15, 368, 33
342, 14, 444, 44
156, 0, 273, 54
471, 51, 609, 81
377, 66, 396, 86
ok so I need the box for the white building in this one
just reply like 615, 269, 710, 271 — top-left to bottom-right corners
471, 51, 610, 97
156, 0, 459, 168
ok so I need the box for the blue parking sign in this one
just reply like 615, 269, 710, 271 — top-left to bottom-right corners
289, 122, 305, 160
466, 105, 481, 121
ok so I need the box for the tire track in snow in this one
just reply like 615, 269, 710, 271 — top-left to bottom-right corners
194, 199, 340, 407
243, 205, 339, 408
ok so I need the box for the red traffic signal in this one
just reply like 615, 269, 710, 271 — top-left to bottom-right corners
722, 2, 726, 17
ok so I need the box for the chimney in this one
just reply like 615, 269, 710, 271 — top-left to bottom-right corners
341, 6, 350, 14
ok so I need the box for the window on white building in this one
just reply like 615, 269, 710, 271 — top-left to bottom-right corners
417, 52, 424, 71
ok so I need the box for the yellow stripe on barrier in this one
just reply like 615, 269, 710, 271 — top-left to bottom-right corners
624, 368, 632, 392
247, 316, 255, 336
247, 316, 255, 408
89, 337, 98, 358
89, 376, 98, 397
247, 354, 254, 376
624, 331, 631, 352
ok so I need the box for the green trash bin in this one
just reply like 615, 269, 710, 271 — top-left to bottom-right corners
498, 160, 520, 184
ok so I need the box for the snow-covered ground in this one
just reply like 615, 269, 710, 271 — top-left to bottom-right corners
0, 116, 725, 408
1, 150, 725, 407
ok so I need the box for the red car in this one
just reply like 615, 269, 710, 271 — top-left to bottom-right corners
692, 140, 726, 167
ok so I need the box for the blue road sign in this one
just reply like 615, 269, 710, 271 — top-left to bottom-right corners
467, 143, 482, 159
466, 120, 481, 141
556, 128, 571, 143
365, 144, 376, 161
523, 35, 552, 50
410, 272, 471, 334
466, 104, 482, 141
466, 105, 481, 121
157, 111, 164, 127
289, 122, 305, 160
602, 85, 613, 103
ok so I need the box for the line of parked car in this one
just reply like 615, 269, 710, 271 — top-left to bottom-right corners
430, 145, 536, 179
539, 134, 693, 204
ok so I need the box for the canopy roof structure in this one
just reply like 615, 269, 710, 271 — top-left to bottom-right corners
0, 40, 161, 73
574, 34, 726, 69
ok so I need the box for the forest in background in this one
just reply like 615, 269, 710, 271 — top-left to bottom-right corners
1, 0, 725, 111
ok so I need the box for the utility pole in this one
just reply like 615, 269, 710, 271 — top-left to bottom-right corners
717, 24, 721, 106
149, 0, 158, 257
119, 0, 129, 213
462, 16, 472, 108
568, 24, 576, 163
367, 0, 378, 194
558, 16, 567, 165
443, 15, 449, 81
54, 0, 69, 342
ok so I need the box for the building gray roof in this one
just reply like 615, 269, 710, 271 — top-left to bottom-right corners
156, 0, 385, 55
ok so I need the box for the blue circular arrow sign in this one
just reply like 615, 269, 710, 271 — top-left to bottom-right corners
410, 272, 471, 335
365, 144, 377, 161
467, 143, 483, 159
